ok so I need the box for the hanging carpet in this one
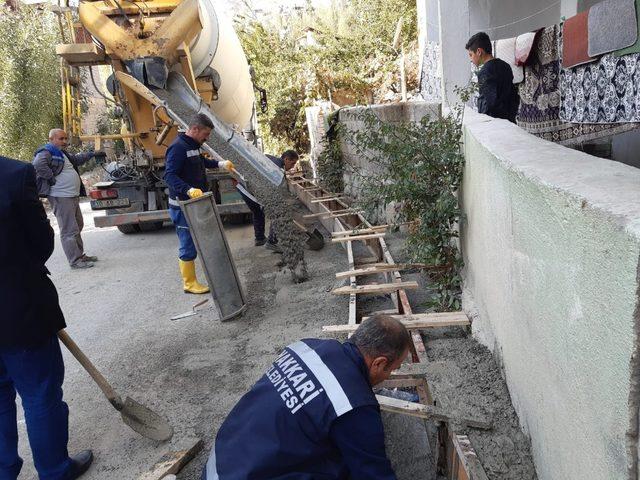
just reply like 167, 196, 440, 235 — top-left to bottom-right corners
560, 52, 640, 123
616, 0, 640, 56
588, 0, 637, 57
518, 25, 639, 144
562, 10, 593, 68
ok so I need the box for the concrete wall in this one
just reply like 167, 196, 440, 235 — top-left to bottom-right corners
461, 109, 640, 480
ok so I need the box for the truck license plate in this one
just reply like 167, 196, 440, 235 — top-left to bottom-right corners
90, 198, 130, 209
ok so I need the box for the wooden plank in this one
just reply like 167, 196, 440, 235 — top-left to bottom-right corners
324, 313, 469, 333
376, 395, 492, 430
331, 233, 386, 243
452, 434, 490, 480
331, 221, 418, 237
136, 438, 203, 480
335, 263, 429, 279
302, 208, 354, 219
331, 225, 388, 237
310, 196, 346, 203
331, 281, 418, 296
326, 210, 363, 218
362, 312, 470, 324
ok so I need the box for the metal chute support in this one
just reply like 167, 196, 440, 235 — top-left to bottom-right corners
180, 193, 246, 321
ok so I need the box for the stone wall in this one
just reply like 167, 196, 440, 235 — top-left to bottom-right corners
335, 101, 441, 195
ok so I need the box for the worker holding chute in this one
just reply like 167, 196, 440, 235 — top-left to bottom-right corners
164, 113, 234, 294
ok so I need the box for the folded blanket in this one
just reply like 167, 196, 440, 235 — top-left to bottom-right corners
515, 31, 540, 66
495, 37, 525, 83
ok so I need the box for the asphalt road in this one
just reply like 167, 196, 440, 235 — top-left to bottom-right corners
14, 201, 433, 480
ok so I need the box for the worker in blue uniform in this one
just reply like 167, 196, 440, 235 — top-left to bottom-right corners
164, 113, 233, 294
202, 314, 412, 480
236, 150, 299, 252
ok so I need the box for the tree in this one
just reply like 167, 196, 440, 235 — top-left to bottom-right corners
0, 5, 63, 161
235, 0, 417, 154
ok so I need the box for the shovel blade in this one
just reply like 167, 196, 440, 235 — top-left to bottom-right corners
120, 396, 174, 441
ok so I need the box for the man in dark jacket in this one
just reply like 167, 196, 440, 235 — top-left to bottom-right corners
202, 314, 411, 480
466, 32, 520, 122
0, 156, 93, 480
32, 129, 99, 269
164, 114, 234, 294
237, 150, 299, 252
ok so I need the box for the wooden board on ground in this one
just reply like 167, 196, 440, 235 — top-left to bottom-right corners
331, 233, 386, 243
331, 281, 418, 296
376, 395, 492, 430
136, 438, 203, 480
323, 312, 469, 333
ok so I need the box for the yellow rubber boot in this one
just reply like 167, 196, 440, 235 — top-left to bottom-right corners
178, 259, 210, 294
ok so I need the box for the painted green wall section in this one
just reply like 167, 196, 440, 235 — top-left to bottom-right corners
461, 110, 640, 480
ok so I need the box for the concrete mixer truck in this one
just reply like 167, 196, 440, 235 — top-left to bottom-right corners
55, 0, 281, 233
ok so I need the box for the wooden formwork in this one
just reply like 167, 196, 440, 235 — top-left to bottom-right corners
287, 174, 489, 480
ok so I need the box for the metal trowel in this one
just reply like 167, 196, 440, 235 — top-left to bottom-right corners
170, 298, 210, 321
57, 330, 173, 441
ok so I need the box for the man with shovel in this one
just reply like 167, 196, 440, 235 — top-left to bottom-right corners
0, 155, 93, 479
202, 314, 411, 479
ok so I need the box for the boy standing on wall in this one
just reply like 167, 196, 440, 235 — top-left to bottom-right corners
465, 32, 520, 123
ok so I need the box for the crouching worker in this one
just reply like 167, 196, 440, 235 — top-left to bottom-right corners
202, 314, 411, 479
164, 114, 233, 294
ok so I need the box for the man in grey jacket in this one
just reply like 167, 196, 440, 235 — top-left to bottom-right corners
32, 129, 99, 269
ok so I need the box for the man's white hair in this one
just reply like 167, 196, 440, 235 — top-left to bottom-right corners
48, 128, 66, 140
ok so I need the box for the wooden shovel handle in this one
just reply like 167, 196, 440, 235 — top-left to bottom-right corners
57, 330, 123, 409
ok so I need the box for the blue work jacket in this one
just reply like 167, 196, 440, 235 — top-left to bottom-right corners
164, 133, 219, 203
204, 339, 397, 480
